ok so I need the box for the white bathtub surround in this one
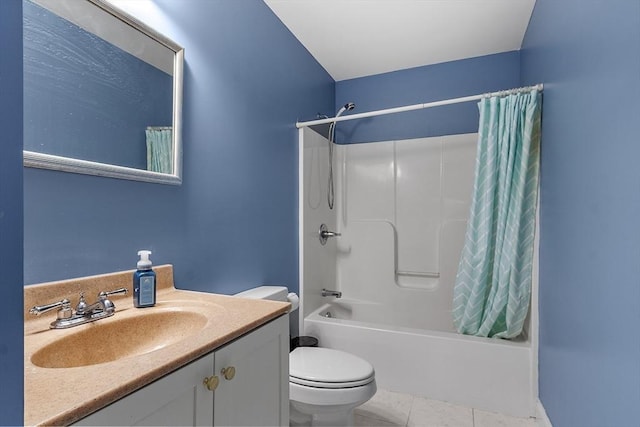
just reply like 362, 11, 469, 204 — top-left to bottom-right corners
300, 129, 479, 328
333, 134, 477, 325
299, 128, 539, 418
337, 134, 476, 291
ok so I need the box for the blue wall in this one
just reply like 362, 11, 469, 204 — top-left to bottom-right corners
0, 0, 24, 423
521, 1, 640, 426
334, 52, 520, 143
24, 0, 334, 299
19, 2, 640, 426
23, 0, 172, 169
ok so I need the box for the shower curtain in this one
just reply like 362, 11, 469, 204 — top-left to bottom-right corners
145, 127, 173, 174
452, 89, 541, 339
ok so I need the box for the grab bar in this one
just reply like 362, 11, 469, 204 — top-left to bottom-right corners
397, 270, 440, 278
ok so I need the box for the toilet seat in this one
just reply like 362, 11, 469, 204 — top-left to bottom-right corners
290, 376, 374, 388
290, 347, 375, 389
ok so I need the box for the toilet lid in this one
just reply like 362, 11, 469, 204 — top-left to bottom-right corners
290, 347, 375, 388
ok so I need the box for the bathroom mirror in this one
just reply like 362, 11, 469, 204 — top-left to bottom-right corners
23, 0, 184, 185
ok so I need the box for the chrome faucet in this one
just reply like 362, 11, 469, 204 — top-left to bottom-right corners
29, 287, 128, 329
75, 288, 127, 316
321, 288, 342, 298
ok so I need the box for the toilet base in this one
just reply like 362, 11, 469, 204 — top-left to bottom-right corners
289, 377, 376, 426
290, 401, 355, 427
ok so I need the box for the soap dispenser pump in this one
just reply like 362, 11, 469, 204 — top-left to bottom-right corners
134, 250, 156, 308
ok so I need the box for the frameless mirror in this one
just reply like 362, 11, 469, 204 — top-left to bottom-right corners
23, 0, 184, 185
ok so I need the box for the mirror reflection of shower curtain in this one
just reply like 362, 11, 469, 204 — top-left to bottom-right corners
452, 89, 541, 339
145, 127, 173, 173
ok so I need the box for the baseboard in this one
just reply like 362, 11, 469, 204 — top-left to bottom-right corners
536, 399, 553, 427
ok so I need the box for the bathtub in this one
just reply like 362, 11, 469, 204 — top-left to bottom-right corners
303, 299, 535, 418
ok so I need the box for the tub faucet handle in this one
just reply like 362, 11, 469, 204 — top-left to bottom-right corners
319, 224, 341, 245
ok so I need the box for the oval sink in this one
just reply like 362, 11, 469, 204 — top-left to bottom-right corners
31, 310, 208, 369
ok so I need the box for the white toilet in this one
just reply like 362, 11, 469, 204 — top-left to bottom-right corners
235, 286, 376, 426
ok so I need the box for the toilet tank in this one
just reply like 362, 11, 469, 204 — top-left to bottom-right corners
234, 286, 288, 302
235, 286, 298, 337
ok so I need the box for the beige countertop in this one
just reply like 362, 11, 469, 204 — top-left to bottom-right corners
24, 265, 290, 426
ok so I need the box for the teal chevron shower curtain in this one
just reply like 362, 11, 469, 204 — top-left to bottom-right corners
452, 89, 541, 339
146, 127, 173, 174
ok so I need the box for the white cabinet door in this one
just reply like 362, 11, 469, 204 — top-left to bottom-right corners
214, 315, 289, 427
74, 315, 289, 427
75, 353, 214, 426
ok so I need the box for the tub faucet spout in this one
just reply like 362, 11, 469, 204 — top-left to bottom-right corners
322, 288, 342, 298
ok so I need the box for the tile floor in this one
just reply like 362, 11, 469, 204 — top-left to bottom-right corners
354, 389, 541, 427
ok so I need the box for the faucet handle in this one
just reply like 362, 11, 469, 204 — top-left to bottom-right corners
99, 287, 128, 299
98, 288, 128, 313
319, 224, 341, 245
29, 298, 73, 319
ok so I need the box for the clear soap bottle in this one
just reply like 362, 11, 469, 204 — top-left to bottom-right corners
134, 250, 156, 308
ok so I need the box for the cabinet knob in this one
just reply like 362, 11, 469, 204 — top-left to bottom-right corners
203, 375, 219, 391
221, 366, 236, 381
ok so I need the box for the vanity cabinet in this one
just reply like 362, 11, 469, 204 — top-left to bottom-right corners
75, 315, 289, 426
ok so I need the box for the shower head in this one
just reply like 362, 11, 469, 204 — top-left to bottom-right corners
335, 102, 356, 118
327, 102, 354, 210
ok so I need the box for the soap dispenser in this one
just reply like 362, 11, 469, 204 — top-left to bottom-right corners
134, 250, 156, 308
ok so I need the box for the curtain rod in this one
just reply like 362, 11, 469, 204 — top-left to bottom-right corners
296, 83, 543, 129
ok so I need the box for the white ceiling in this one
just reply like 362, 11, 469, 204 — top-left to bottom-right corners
263, 0, 536, 81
